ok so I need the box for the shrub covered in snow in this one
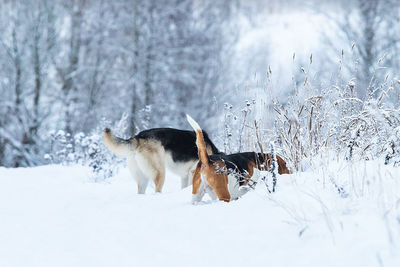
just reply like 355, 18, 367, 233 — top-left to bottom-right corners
46, 130, 122, 181
272, 62, 400, 171
385, 126, 400, 166
46, 116, 129, 181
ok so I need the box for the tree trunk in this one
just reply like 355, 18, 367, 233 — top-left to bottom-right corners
63, 1, 83, 134
129, 1, 140, 134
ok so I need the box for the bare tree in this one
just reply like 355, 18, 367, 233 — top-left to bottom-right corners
318, 0, 400, 98
0, 0, 240, 166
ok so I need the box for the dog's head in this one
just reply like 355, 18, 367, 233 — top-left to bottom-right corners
256, 153, 291, 174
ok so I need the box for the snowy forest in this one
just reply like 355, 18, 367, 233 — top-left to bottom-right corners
1, 0, 400, 168
2, 1, 400, 266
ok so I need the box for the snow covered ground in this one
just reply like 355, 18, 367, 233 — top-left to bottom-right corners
1, 159, 399, 267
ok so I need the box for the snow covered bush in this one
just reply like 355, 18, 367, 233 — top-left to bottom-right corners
47, 130, 75, 165
272, 58, 400, 171
385, 126, 400, 166
221, 100, 256, 154
274, 93, 332, 171
46, 130, 122, 181
46, 116, 129, 181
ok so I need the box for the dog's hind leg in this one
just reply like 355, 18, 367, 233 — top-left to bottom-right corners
191, 168, 209, 203
127, 157, 149, 194
192, 181, 206, 204
154, 168, 165, 193
153, 154, 165, 193
136, 152, 165, 193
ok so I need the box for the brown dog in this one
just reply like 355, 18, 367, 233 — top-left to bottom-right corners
186, 115, 290, 203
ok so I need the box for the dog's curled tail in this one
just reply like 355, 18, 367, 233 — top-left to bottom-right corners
103, 128, 135, 157
186, 114, 209, 165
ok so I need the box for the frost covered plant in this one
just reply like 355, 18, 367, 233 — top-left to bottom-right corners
273, 74, 400, 170
237, 99, 254, 152
269, 51, 400, 170
223, 102, 234, 153
257, 141, 279, 194
46, 115, 129, 181
384, 126, 400, 166
222, 100, 256, 154
337, 83, 400, 161
75, 132, 121, 182
46, 130, 75, 164
274, 93, 332, 171
47, 130, 121, 181
269, 142, 278, 192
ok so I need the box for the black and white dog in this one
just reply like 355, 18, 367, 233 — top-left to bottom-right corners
104, 127, 220, 193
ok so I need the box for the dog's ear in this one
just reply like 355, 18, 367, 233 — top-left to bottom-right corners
277, 155, 291, 174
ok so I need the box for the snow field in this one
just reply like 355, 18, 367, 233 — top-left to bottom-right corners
0, 159, 399, 267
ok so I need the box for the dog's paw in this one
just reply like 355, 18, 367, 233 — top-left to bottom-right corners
191, 193, 203, 204
238, 185, 251, 193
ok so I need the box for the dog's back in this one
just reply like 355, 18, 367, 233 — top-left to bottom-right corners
134, 128, 219, 162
